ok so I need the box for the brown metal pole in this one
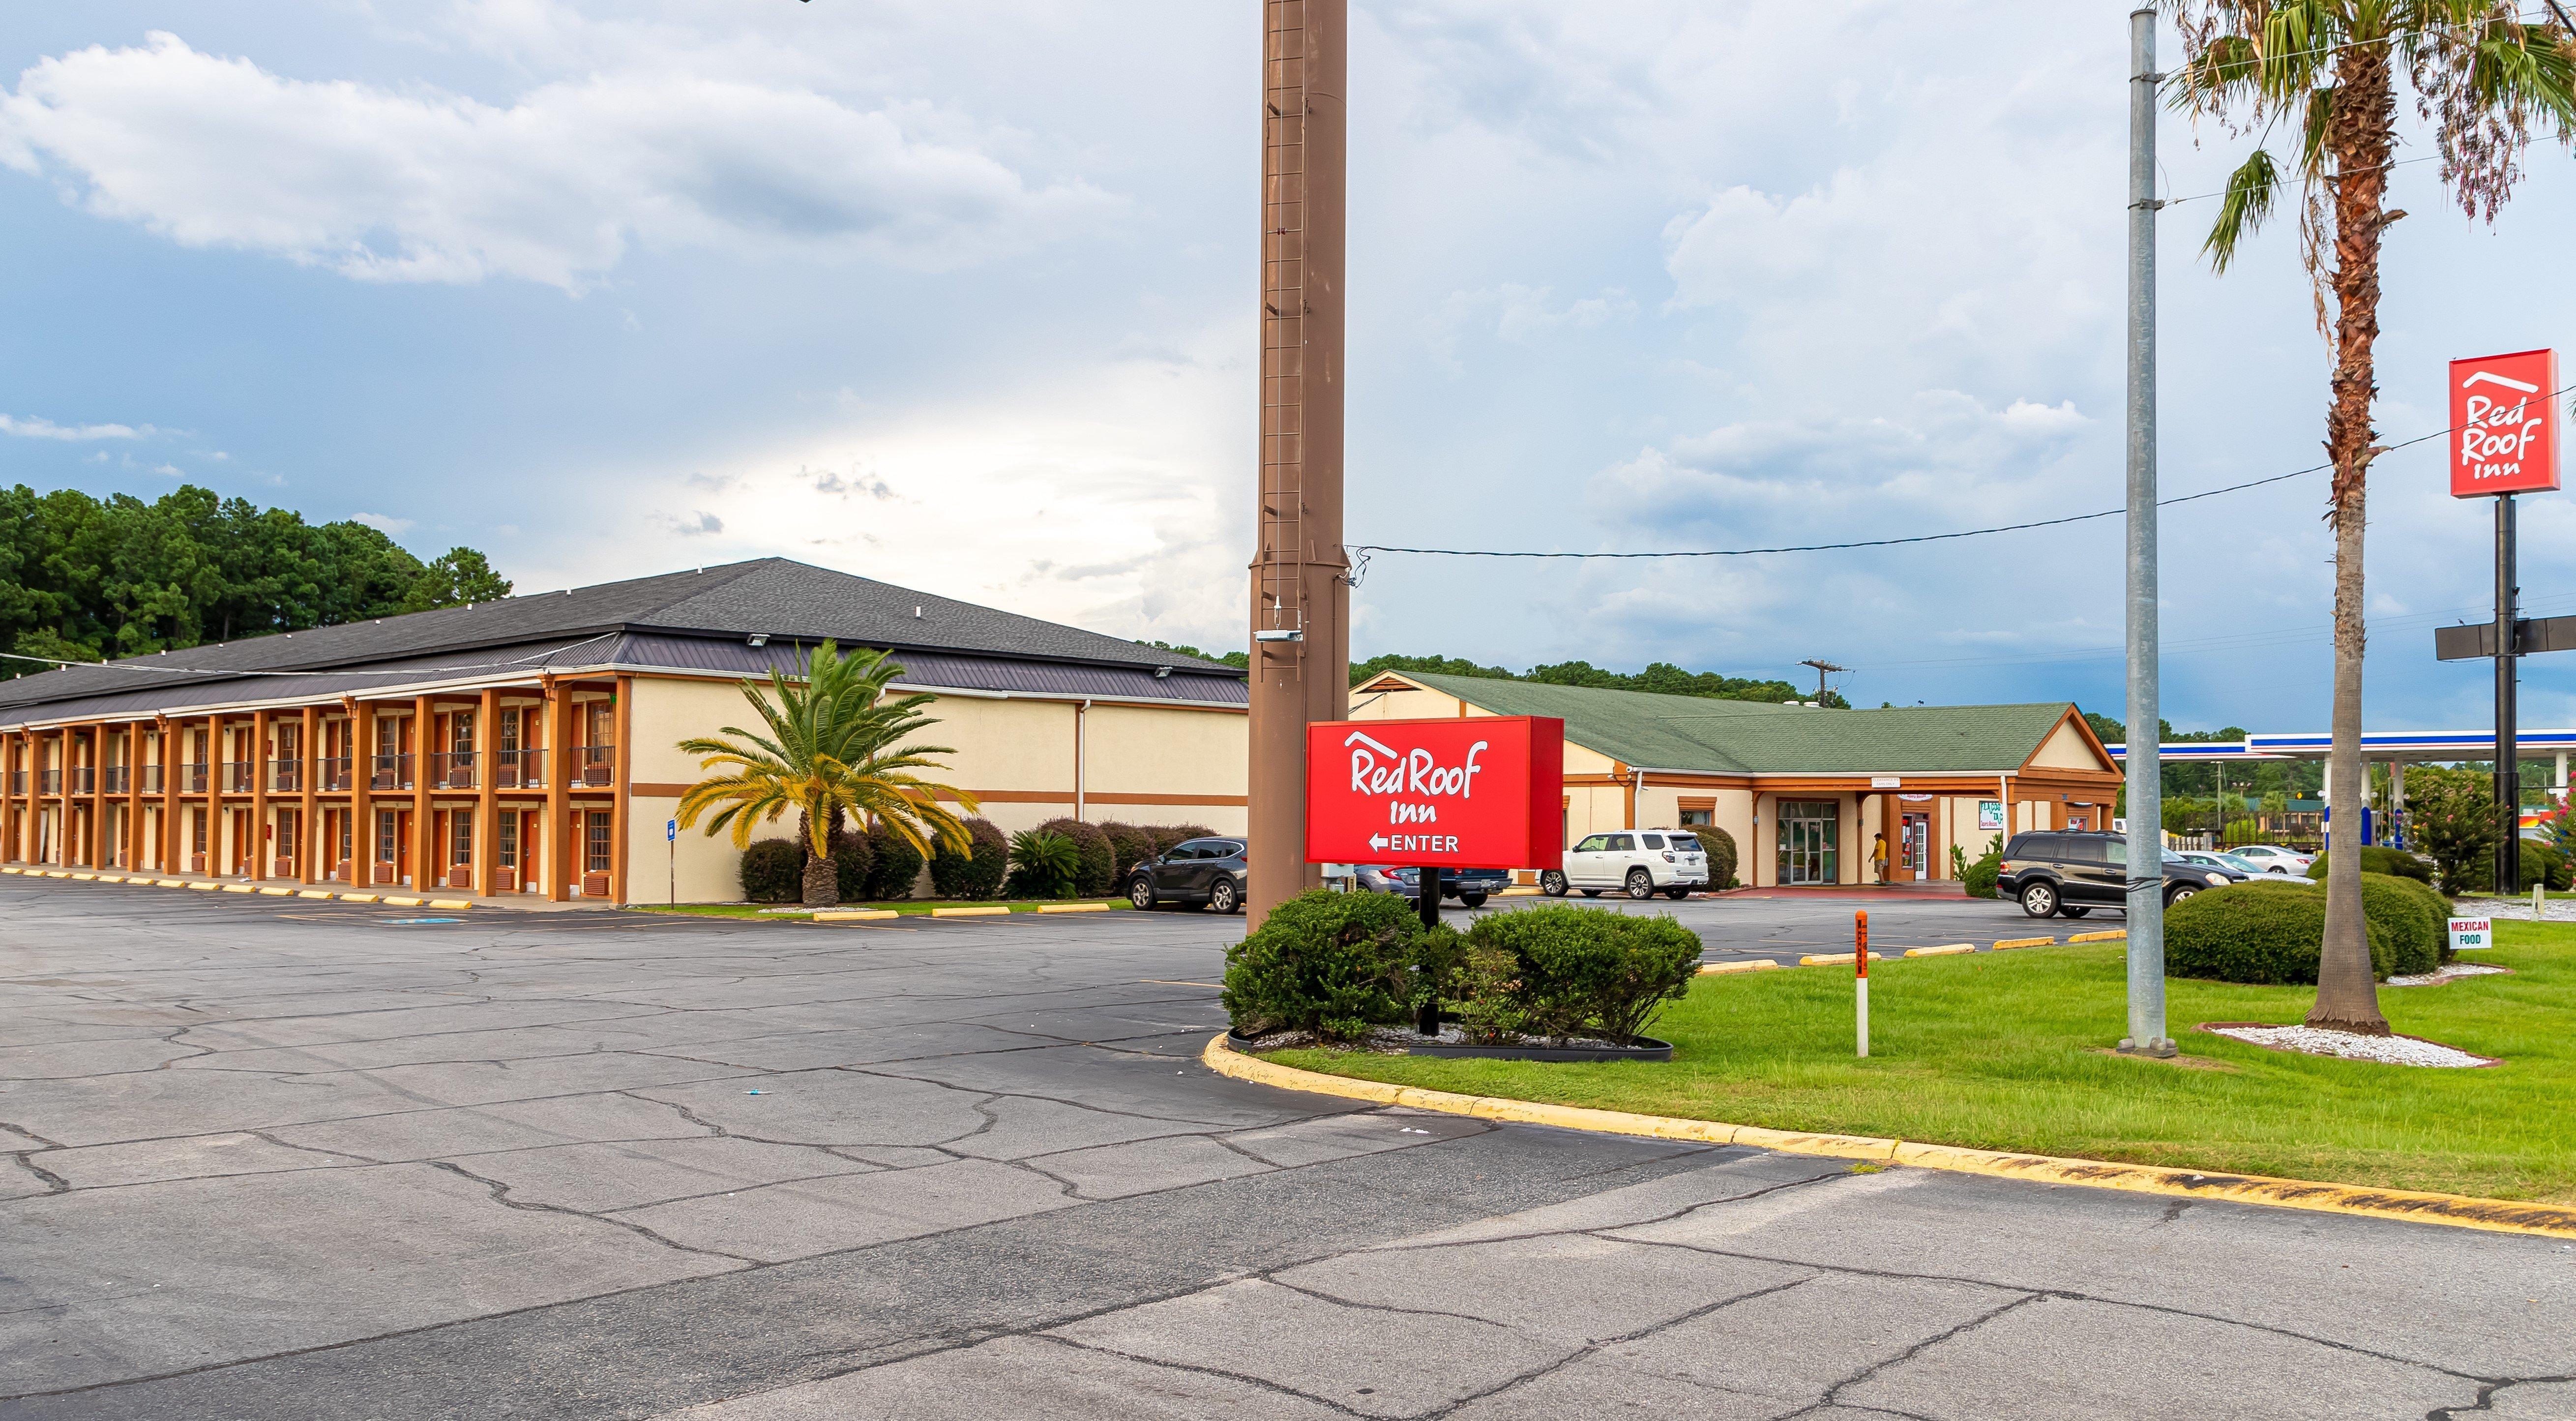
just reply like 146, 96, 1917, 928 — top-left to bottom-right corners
1246, 0, 1350, 927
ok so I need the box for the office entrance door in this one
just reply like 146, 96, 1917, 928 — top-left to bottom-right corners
1776, 801, 1839, 886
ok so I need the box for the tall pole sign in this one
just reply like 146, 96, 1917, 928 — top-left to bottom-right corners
1246, 0, 1352, 928
2450, 349, 2560, 895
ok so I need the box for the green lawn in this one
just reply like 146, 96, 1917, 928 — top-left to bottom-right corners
628, 899, 1128, 919
1269, 921, 2576, 1203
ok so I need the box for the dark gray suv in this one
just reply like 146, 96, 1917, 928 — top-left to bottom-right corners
1996, 831, 2235, 919
1127, 837, 1247, 914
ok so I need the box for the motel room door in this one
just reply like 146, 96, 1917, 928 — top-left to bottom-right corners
1899, 810, 1932, 880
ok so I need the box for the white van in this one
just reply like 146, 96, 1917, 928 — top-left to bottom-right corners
1540, 829, 1711, 900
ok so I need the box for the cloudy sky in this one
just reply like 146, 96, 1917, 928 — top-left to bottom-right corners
3, 1, 2573, 737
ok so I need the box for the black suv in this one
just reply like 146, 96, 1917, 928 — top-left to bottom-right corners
1996, 831, 2236, 920
1127, 837, 1247, 914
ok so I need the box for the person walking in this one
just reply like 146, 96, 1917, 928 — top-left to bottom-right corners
1870, 833, 1889, 886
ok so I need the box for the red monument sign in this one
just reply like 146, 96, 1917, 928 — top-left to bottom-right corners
1304, 717, 1563, 871
2450, 348, 2559, 498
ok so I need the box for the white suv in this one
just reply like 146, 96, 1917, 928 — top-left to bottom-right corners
1541, 830, 1710, 901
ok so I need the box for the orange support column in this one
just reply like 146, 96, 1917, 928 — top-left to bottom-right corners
249, 709, 271, 880
349, 701, 374, 886
298, 705, 319, 881
609, 675, 632, 905
157, 716, 177, 874
543, 678, 570, 902
474, 687, 499, 899
410, 695, 433, 891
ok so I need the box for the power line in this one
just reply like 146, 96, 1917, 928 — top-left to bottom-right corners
1349, 384, 2568, 569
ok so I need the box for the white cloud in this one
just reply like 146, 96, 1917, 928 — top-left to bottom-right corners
1432, 283, 1635, 367
0, 413, 147, 440
0, 32, 1114, 290
352, 512, 414, 534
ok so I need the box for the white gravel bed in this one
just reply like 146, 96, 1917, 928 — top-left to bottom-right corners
2469, 897, 2576, 922
2385, 963, 2510, 988
2204, 1024, 2495, 1068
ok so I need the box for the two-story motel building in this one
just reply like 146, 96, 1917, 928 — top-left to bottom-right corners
0, 560, 1248, 904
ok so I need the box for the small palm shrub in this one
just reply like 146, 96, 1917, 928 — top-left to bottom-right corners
1458, 906, 1702, 1044
1007, 830, 1083, 899
863, 819, 925, 901
1034, 817, 1116, 897
739, 839, 803, 903
929, 816, 1009, 900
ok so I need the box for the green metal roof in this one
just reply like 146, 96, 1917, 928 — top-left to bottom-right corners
1387, 672, 2090, 776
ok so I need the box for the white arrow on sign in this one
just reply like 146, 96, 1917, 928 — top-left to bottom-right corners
1368, 834, 1389, 852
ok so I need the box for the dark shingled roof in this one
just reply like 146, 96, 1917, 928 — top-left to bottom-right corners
0, 558, 1243, 723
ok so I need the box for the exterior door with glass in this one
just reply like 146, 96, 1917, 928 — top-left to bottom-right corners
1900, 811, 1931, 880
1776, 801, 1839, 886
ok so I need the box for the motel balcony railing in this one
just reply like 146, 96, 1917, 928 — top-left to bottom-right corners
491, 748, 545, 789
37, 769, 61, 794
140, 764, 163, 793
103, 767, 130, 794
7, 770, 25, 793
222, 761, 256, 793
180, 762, 209, 793
577, 744, 616, 787
270, 761, 303, 793
428, 751, 477, 790
70, 767, 95, 794
370, 754, 414, 791
318, 757, 353, 792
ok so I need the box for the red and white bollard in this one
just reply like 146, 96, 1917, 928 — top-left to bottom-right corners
1855, 910, 1870, 1059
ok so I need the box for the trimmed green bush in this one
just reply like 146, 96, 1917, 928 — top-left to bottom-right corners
1149, 823, 1216, 856
1963, 849, 2003, 900
2165, 880, 2390, 985
928, 816, 1008, 900
739, 839, 802, 903
827, 830, 876, 903
1687, 827, 1739, 890
2305, 846, 2432, 885
1098, 821, 1158, 885
1222, 889, 1425, 1040
862, 819, 925, 901
2358, 873, 2440, 976
1035, 817, 1115, 897
1006, 829, 1082, 899
2524, 842, 2571, 892
1458, 906, 1703, 1044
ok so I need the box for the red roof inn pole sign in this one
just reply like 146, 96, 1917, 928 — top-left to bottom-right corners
1304, 717, 1564, 871
2450, 349, 2559, 497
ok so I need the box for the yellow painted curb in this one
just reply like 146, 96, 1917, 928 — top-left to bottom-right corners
338, 893, 380, 904
1992, 936, 2056, 951
257, 887, 293, 897
1498, 886, 1544, 896
1699, 959, 1780, 975
931, 905, 1010, 917
427, 899, 474, 910
221, 884, 254, 894
44, 871, 69, 878
188, 882, 220, 891
1905, 944, 1977, 958
70, 873, 97, 881
814, 909, 900, 921
380, 896, 425, 907
2068, 930, 2128, 943
0, 866, 18, 874
1797, 951, 1885, 967
1200, 1035, 2576, 1240
155, 878, 186, 888
297, 890, 335, 900
1036, 903, 1111, 913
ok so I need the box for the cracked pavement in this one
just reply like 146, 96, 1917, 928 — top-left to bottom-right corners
1, 880, 2569, 1419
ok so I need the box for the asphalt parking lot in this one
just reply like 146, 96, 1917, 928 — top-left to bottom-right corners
2, 877, 2568, 1420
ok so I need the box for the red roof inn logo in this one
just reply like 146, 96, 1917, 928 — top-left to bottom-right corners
2450, 349, 2559, 498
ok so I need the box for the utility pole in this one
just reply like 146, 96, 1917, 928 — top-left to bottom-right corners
1798, 659, 1848, 703
1246, 0, 1351, 926
2121, 6, 2174, 1057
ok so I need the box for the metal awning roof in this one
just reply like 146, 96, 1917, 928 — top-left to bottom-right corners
2108, 728, 2576, 762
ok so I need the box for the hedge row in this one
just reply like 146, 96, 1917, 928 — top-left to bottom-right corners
2164, 872, 2451, 984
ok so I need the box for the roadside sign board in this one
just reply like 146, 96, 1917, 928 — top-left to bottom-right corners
1305, 717, 1564, 871
2449, 349, 2559, 498
2448, 916, 2493, 953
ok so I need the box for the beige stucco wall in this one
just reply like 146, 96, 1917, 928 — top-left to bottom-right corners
2028, 721, 2105, 771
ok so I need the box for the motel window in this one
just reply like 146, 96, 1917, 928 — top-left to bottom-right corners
1679, 808, 1714, 828
338, 813, 353, 864
191, 809, 207, 855
499, 710, 522, 756
378, 811, 399, 865
277, 814, 298, 861
584, 701, 614, 748
450, 814, 473, 866
497, 816, 519, 869
586, 811, 612, 874
451, 714, 474, 756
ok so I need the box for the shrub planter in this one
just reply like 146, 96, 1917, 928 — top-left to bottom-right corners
1224, 1028, 1674, 1063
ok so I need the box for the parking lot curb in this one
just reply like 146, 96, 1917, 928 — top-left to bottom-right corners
1797, 951, 1885, 967
1200, 1034, 2576, 1240
427, 899, 475, 910
1904, 943, 1977, 957
814, 909, 900, 921
1991, 936, 2056, 950
2067, 930, 2128, 943
1036, 903, 1111, 913
1698, 959, 1779, 975
931, 905, 1010, 917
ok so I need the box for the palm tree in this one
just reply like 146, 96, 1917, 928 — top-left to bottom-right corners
676, 641, 979, 906
2170, 0, 2573, 1033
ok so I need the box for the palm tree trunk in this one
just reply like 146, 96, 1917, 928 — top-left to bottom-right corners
801, 853, 840, 907
2309, 41, 2395, 1035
